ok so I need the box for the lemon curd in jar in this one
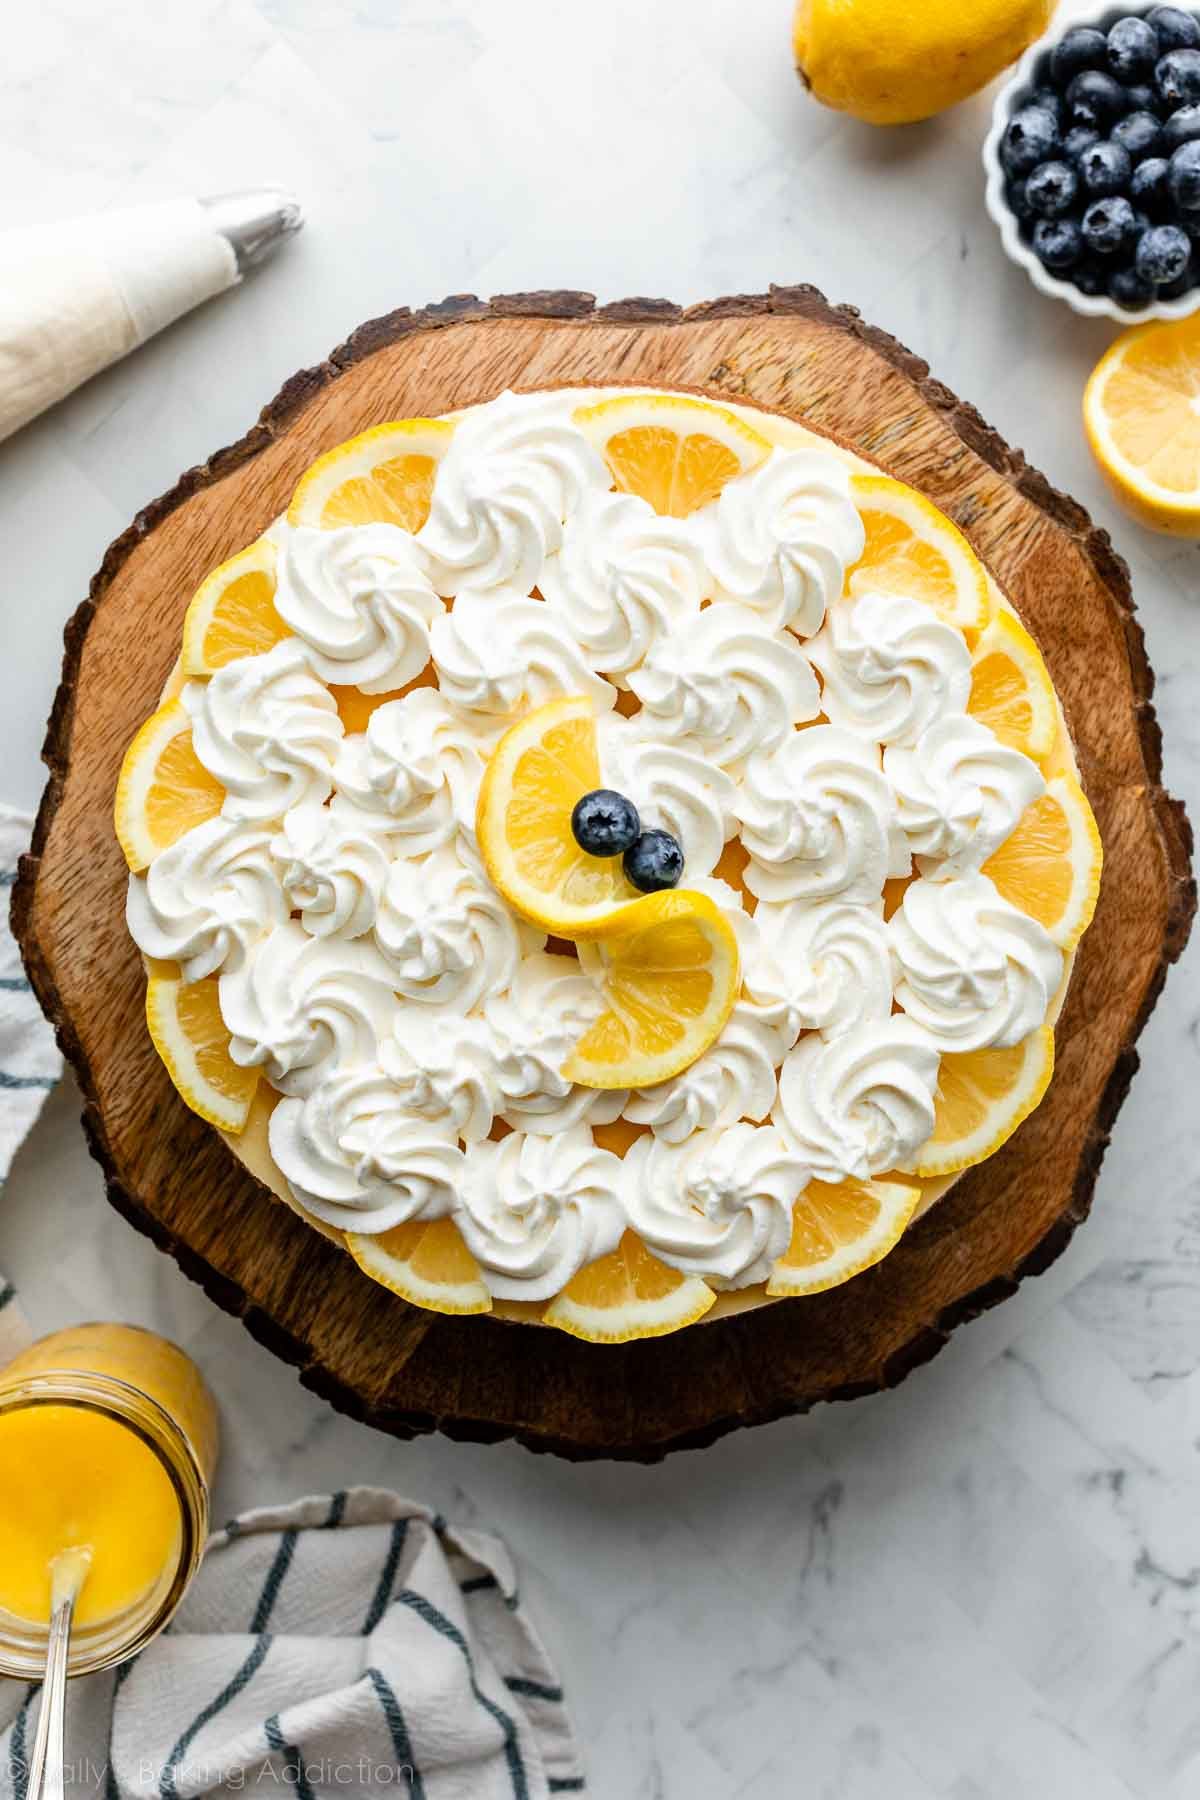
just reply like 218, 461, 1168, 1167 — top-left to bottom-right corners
0, 1324, 217, 1676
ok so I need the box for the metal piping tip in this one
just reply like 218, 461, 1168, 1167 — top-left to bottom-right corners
200, 186, 304, 274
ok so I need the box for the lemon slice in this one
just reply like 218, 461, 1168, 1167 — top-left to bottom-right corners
476, 695, 636, 936
565, 890, 740, 1090
146, 971, 258, 1132
115, 698, 225, 873
967, 610, 1058, 763
287, 419, 455, 533
574, 393, 771, 517
346, 1218, 491, 1315
544, 1231, 715, 1342
982, 773, 1102, 951
907, 1027, 1055, 1179
181, 538, 288, 676
848, 475, 991, 637
765, 1175, 922, 1297
1084, 314, 1200, 535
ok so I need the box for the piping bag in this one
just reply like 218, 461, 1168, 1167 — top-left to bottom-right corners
0, 187, 303, 443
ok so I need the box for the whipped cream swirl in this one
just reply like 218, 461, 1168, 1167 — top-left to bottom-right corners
808, 591, 972, 747
701, 448, 866, 636
736, 725, 908, 904
269, 1069, 463, 1233
431, 589, 616, 717
774, 1019, 942, 1182
184, 640, 343, 822
272, 802, 391, 939
884, 715, 1045, 879
418, 391, 610, 595
627, 602, 820, 767
755, 898, 893, 1040
374, 842, 524, 1010
274, 523, 442, 693
455, 1126, 627, 1301
598, 717, 736, 876
625, 998, 793, 1142
889, 873, 1063, 1051
332, 689, 489, 854
624, 1123, 804, 1288
538, 489, 708, 679
126, 815, 286, 980
219, 922, 399, 1097
380, 1011, 498, 1142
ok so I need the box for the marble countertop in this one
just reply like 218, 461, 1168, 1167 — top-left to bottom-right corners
5, 1, 1200, 1793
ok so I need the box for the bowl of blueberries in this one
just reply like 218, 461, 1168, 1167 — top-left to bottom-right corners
984, 5, 1200, 317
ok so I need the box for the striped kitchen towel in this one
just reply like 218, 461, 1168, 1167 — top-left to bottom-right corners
0, 807, 58, 1359
0, 1488, 587, 1798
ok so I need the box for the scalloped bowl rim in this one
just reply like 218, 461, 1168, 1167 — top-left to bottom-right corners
983, 3, 1200, 324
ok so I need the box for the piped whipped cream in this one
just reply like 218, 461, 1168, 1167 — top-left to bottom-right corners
332, 688, 490, 854
184, 640, 343, 822
885, 715, 1045, 879
597, 716, 736, 876
273, 802, 391, 940
126, 815, 285, 980
624, 1124, 804, 1288
374, 840, 527, 1010
431, 588, 616, 716
275, 523, 442, 692
754, 898, 893, 1040
774, 1019, 941, 1182
701, 448, 866, 636
808, 590, 972, 747
889, 873, 1063, 1052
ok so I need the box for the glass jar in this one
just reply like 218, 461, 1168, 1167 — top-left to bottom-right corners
0, 1323, 218, 1678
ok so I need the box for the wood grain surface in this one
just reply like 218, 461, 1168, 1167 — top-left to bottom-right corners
12, 286, 1195, 1460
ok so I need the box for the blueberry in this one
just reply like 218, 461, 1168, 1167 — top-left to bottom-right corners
1083, 194, 1138, 254
1066, 68, 1129, 129
1051, 26, 1109, 87
1160, 260, 1197, 294
571, 788, 641, 857
1063, 124, 1101, 163
1000, 104, 1060, 176
1113, 111, 1163, 159
1025, 159, 1078, 217
1033, 216, 1084, 272
1109, 263, 1157, 307
1137, 221, 1193, 280
1006, 177, 1036, 223
1073, 258, 1110, 296
1108, 17, 1161, 82
1169, 137, 1200, 208
1150, 7, 1200, 52
1132, 155, 1171, 213
1160, 102, 1200, 149
1157, 46, 1200, 105
623, 829, 684, 894
1125, 82, 1166, 118
1078, 139, 1133, 195
1029, 84, 1065, 123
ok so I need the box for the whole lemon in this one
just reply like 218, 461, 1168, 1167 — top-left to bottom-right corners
794, 0, 1057, 126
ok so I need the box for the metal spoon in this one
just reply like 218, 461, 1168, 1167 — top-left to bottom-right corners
26, 1547, 91, 1800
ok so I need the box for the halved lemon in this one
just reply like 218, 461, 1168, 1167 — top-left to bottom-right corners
146, 971, 258, 1132
287, 419, 455, 533
907, 1026, 1055, 1179
967, 609, 1058, 763
766, 1175, 922, 1298
476, 695, 636, 936
115, 698, 225, 873
848, 475, 991, 637
346, 1217, 491, 1315
181, 539, 288, 676
1083, 314, 1200, 535
544, 1230, 715, 1342
982, 773, 1102, 951
565, 890, 740, 1090
573, 393, 771, 517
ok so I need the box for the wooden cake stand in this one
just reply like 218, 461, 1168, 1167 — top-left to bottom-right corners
13, 288, 1195, 1461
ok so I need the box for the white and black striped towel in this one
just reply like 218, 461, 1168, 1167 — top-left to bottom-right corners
0, 813, 586, 1796
0, 807, 59, 1357
0, 1488, 586, 1799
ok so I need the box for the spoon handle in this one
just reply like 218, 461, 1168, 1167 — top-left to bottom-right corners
25, 1591, 73, 1800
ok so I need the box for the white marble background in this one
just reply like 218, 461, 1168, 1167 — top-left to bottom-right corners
3, 0, 1200, 1793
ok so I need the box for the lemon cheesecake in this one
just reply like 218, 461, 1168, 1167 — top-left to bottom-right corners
115, 386, 1101, 1342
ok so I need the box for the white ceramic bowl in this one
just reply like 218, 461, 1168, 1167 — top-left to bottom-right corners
983, 3, 1200, 323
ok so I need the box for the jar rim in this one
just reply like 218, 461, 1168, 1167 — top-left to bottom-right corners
0, 1368, 210, 1677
